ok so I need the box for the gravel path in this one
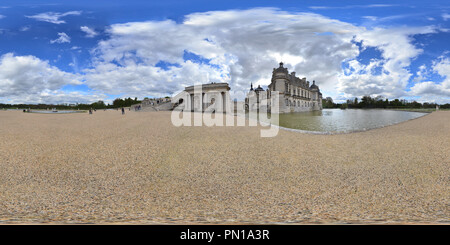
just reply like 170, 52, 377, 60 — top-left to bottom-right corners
0, 110, 448, 224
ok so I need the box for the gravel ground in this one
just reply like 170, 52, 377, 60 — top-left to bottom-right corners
0, 110, 448, 224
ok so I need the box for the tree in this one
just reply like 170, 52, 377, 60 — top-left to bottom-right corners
410, 101, 422, 108
113, 98, 125, 108
361, 95, 374, 108
322, 97, 336, 108
91, 100, 106, 109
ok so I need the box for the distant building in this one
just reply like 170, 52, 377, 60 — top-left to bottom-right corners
247, 62, 322, 113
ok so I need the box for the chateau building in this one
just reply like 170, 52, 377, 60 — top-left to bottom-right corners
173, 62, 322, 114
248, 62, 322, 113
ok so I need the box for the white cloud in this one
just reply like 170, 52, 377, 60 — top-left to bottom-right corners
410, 57, 450, 102
0, 15, 5, 19
0, 53, 92, 104
412, 64, 428, 83
20, 26, 30, 31
25, 11, 82, 24
338, 26, 437, 99
433, 56, 450, 78
83, 8, 442, 103
80, 26, 98, 38
363, 16, 378, 21
86, 8, 361, 99
6, 90, 106, 105
442, 13, 450, 21
84, 60, 226, 99
309, 4, 398, 10
4, 8, 445, 104
365, 14, 417, 24
50, 32, 71, 44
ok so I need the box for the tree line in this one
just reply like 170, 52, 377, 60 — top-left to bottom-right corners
0, 97, 142, 110
322, 96, 450, 109
2, 95, 448, 111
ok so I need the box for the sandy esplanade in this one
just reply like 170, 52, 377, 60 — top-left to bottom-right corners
0, 110, 448, 224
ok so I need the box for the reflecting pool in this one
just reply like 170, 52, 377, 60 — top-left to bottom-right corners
277, 109, 427, 132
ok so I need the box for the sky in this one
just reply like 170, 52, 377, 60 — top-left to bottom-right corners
0, 0, 449, 104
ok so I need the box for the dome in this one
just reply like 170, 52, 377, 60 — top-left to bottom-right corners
274, 62, 288, 73
255, 85, 265, 92
310, 80, 319, 90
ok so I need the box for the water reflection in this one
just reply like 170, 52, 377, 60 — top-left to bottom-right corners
278, 109, 427, 132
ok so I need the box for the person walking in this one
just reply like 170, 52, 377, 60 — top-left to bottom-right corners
121, 107, 125, 115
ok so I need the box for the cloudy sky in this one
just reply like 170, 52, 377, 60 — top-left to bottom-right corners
0, 0, 449, 104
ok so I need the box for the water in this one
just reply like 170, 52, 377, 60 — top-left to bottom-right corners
277, 109, 427, 133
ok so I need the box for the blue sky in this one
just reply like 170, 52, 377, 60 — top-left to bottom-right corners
0, 0, 449, 104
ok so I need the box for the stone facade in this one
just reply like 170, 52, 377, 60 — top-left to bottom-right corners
173, 63, 322, 114
173, 83, 231, 112
132, 97, 172, 111
255, 62, 322, 113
